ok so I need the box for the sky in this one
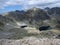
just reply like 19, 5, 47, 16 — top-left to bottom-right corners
0, 0, 60, 14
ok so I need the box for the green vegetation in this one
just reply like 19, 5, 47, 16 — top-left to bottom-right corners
8, 28, 60, 39
8, 28, 39, 39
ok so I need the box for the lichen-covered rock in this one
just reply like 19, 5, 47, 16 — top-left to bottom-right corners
0, 37, 60, 45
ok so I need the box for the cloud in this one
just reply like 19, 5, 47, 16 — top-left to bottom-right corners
0, 0, 60, 9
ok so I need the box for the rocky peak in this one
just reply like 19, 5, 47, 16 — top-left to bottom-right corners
31, 7, 40, 11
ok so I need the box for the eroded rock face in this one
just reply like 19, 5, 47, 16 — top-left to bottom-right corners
0, 37, 60, 45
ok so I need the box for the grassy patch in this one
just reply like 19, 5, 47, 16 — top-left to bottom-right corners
8, 28, 60, 39
8, 28, 40, 39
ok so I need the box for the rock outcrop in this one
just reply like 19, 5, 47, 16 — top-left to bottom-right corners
0, 37, 60, 45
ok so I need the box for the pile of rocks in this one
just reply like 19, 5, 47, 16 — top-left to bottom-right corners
0, 37, 60, 45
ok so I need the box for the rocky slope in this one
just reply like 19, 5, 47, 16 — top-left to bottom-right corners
0, 7, 60, 39
1, 7, 60, 29
0, 37, 60, 45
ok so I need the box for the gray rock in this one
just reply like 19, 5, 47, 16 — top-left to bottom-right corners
0, 37, 60, 45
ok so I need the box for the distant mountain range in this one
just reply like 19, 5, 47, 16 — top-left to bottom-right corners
0, 7, 60, 29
